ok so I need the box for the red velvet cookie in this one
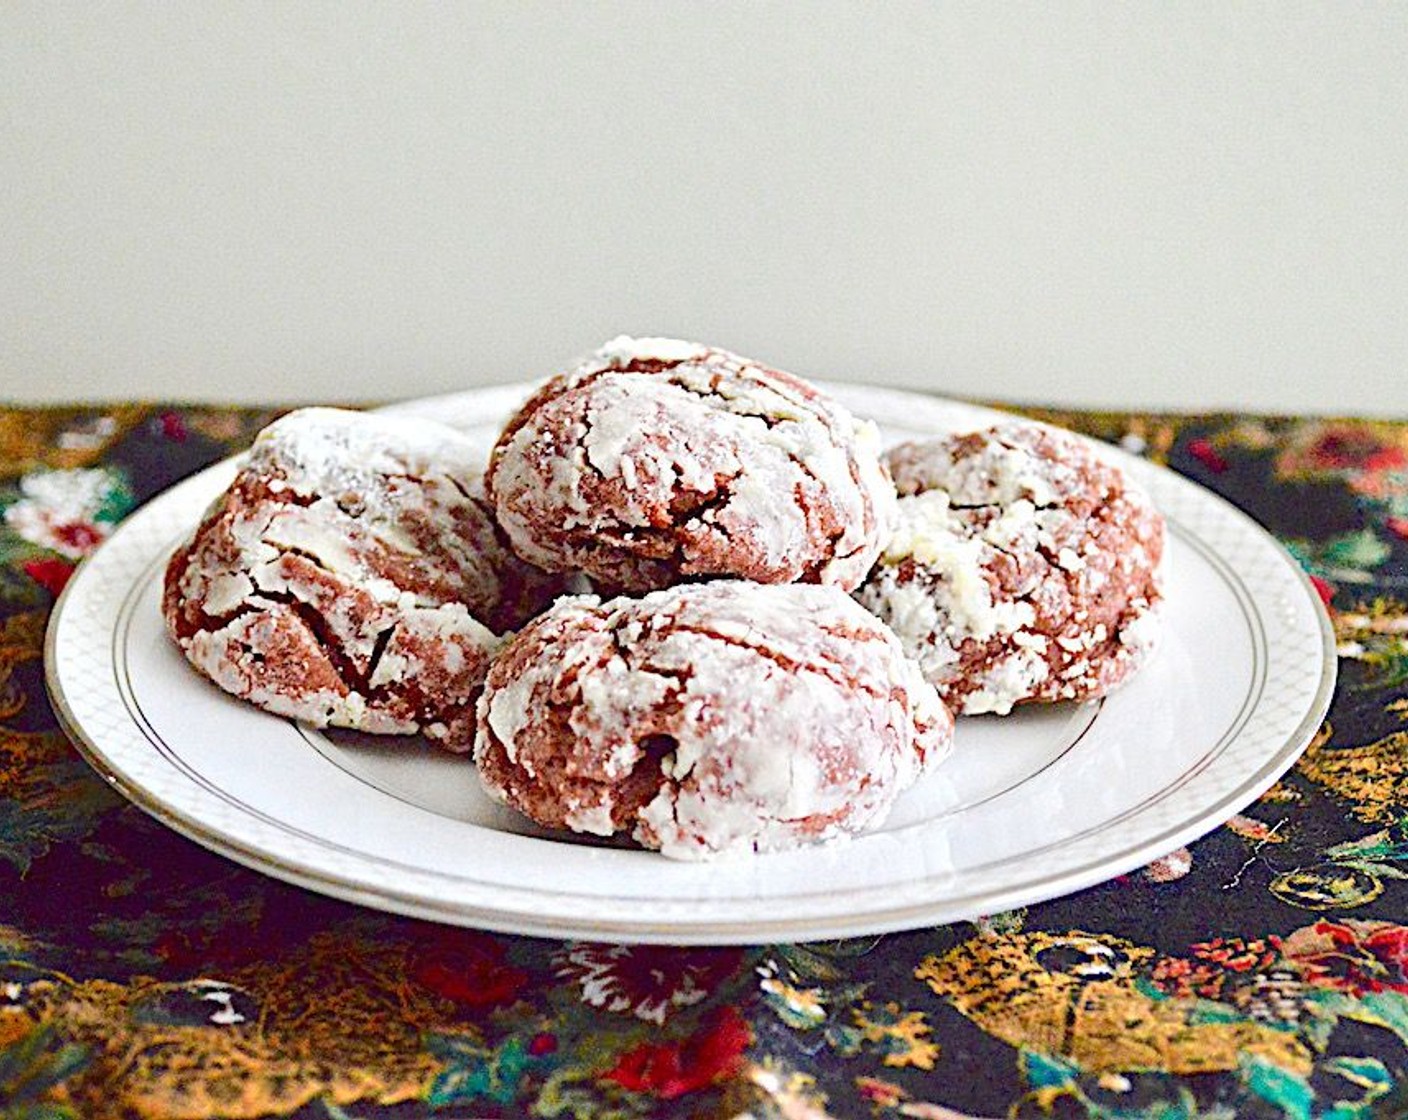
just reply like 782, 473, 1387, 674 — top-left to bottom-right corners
473, 580, 953, 859
855, 422, 1164, 715
163, 408, 563, 750
485, 337, 896, 594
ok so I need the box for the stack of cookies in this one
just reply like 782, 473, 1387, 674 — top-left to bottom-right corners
163, 337, 1164, 859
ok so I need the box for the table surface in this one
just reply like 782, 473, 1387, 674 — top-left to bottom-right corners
3, 402, 1407, 1120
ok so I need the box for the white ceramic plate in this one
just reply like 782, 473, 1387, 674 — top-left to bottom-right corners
46, 385, 1336, 944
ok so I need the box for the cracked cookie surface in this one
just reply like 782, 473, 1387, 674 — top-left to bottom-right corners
855, 422, 1164, 715
484, 336, 896, 594
163, 407, 564, 750
473, 580, 953, 859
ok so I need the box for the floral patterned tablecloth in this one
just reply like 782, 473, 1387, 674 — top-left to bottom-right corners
3, 402, 1408, 1120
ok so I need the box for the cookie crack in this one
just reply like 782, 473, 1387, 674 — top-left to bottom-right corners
664, 623, 884, 697
604, 620, 694, 695
365, 624, 397, 686
651, 364, 822, 436
247, 587, 380, 701
778, 451, 857, 579
254, 481, 319, 508
943, 497, 1061, 514
263, 542, 334, 573
671, 470, 744, 524
174, 599, 262, 642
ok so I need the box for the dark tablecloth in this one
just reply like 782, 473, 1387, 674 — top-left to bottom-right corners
3, 403, 1407, 1120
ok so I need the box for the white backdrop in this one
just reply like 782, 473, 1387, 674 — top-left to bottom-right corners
3, 3, 1406, 414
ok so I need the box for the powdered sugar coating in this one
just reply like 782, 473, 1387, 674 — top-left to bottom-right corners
163, 408, 565, 749
856, 422, 1165, 715
485, 338, 897, 593
473, 581, 953, 859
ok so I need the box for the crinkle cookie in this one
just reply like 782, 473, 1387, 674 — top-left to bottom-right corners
484, 336, 896, 594
163, 408, 564, 750
474, 581, 953, 859
855, 421, 1164, 715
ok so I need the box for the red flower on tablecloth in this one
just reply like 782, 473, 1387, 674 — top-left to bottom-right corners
1309, 575, 1337, 606
1187, 438, 1229, 473
602, 1005, 750, 1098
553, 943, 743, 1024
855, 1075, 907, 1108
3, 467, 132, 560
157, 410, 189, 442
1279, 425, 1408, 477
411, 930, 530, 1010
1142, 847, 1192, 882
1192, 936, 1283, 972
1349, 465, 1408, 501
1149, 937, 1282, 999
1149, 955, 1224, 999
21, 557, 75, 596
1282, 919, 1408, 996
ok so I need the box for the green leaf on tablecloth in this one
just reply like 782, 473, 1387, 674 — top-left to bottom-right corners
90, 477, 134, 527
1300, 1004, 1347, 1053
1122, 1090, 1217, 1120
1020, 1048, 1079, 1090
425, 1032, 537, 1109
757, 953, 870, 1056
1239, 1054, 1314, 1120
0, 564, 47, 607
534, 1068, 643, 1120
1340, 859, 1408, 880
824, 1021, 865, 1057
8, 1107, 81, 1120
0, 758, 121, 877
0, 1023, 89, 1120
1282, 531, 1393, 585
1324, 1055, 1393, 1090
1322, 1055, 1393, 1116
1136, 976, 1174, 1002
88, 880, 263, 970
1187, 999, 1250, 1026
1297, 987, 1372, 1056
1321, 530, 1393, 570
973, 907, 1027, 936
757, 957, 830, 1030
1324, 828, 1408, 863
1345, 991, 1408, 1049
773, 943, 847, 983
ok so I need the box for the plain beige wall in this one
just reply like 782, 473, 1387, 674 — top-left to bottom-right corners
3, 3, 1406, 414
